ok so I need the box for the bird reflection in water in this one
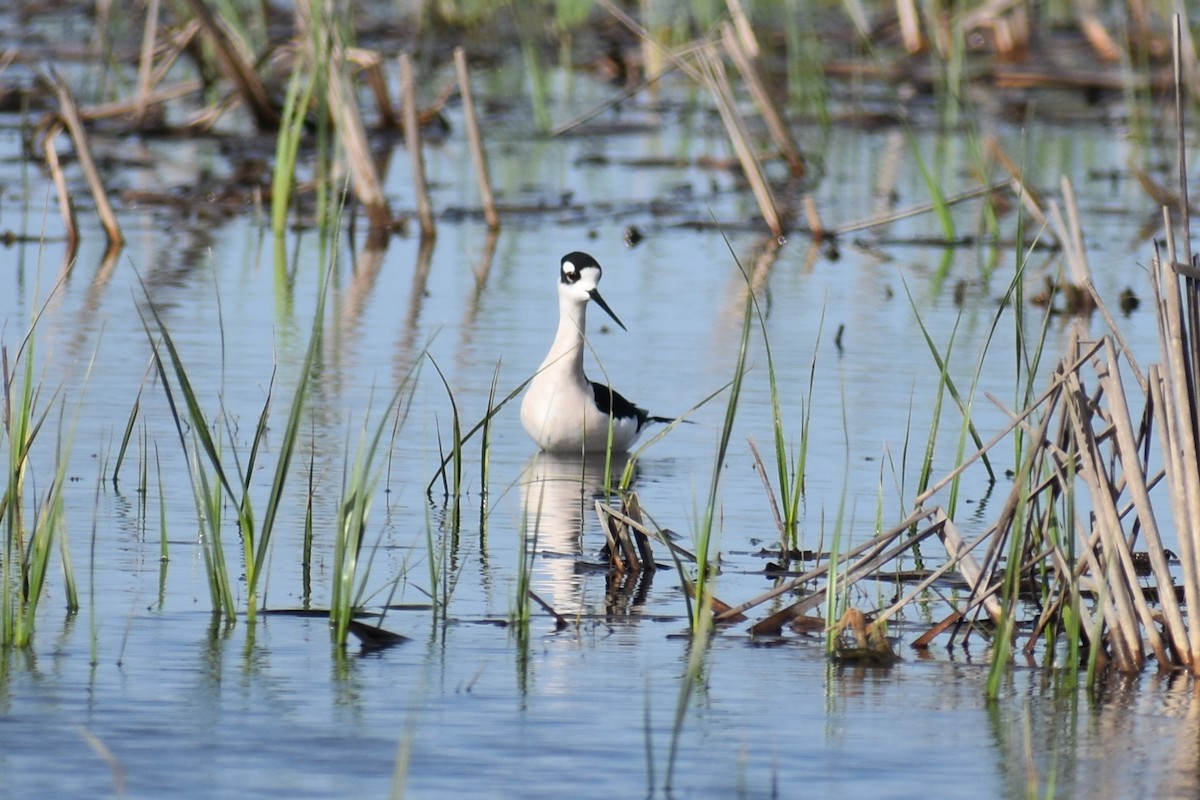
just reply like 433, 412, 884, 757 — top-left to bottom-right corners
519, 452, 656, 619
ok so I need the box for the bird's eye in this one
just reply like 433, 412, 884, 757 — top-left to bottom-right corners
562, 266, 579, 284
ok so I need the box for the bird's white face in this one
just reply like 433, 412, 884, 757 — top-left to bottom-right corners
559, 252, 626, 331
559, 255, 602, 302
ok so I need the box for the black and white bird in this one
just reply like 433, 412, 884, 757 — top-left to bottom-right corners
520, 251, 672, 454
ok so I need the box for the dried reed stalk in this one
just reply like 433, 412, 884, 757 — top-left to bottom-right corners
597, 0, 702, 82
454, 47, 499, 231
134, 0, 161, 125
1098, 340, 1189, 661
802, 194, 823, 237
985, 136, 1048, 227
399, 52, 435, 240
719, 23, 804, 178
346, 48, 397, 129
41, 124, 77, 250
47, 75, 123, 249
1064, 370, 1153, 670
896, 0, 923, 53
724, 0, 759, 57
82, 81, 204, 123
833, 182, 1004, 237
182, 0, 278, 129
715, 508, 937, 622
1152, 230, 1200, 666
698, 46, 783, 237
329, 52, 392, 240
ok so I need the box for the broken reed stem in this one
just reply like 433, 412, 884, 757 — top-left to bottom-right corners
724, 0, 759, 57
329, 49, 392, 240
41, 124, 77, 250
135, 0, 161, 125
913, 339, 1104, 508
832, 181, 1005, 237
699, 45, 783, 238
399, 52, 436, 240
1064, 370, 1153, 670
1154, 225, 1200, 667
454, 47, 499, 231
896, 0, 923, 53
347, 47, 397, 129
714, 507, 936, 622
1099, 340, 1190, 662
48, 75, 123, 249
720, 22, 804, 178
182, 0, 278, 128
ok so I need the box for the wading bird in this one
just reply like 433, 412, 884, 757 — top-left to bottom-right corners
521, 251, 672, 454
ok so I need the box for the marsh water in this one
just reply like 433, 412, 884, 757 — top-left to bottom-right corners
3, 10, 1200, 800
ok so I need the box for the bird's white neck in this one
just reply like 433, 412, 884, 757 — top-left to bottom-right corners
539, 291, 589, 377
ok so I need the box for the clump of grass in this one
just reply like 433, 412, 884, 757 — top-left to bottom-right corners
142, 254, 327, 621
329, 373, 418, 648
1, 291, 85, 647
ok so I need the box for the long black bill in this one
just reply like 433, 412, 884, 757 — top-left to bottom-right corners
588, 289, 627, 331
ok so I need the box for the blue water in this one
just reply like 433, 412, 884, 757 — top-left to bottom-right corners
0, 13, 1192, 798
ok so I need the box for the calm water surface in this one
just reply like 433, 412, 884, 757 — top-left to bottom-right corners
0, 39, 1194, 799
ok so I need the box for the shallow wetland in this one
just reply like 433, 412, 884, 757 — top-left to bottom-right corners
3, 1, 1200, 798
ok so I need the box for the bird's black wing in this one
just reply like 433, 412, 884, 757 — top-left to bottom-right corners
590, 382, 649, 428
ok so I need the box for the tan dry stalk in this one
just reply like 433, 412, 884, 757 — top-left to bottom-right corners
329, 49, 391, 238
399, 52, 435, 240
913, 339, 1103, 508
1076, 4, 1121, 62
832, 182, 1004, 237
346, 48, 397, 129
1099, 340, 1189, 663
596, 503, 697, 564
48, 76, 123, 249
747, 436, 787, 547
40, 124, 77, 250
1058, 176, 1091, 286
182, 0, 278, 128
134, 0, 161, 125
873, 509, 1001, 629
937, 512, 1004, 622
454, 47, 499, 231
82, 81, 204, 124
802, 194, 823, 238
758, 518, 945, 623
724, 0, 759, 57
719, 23, 804, 178
1151, 238, 1200, 666
1174, 17, 1195, 267
1065, 368, 1159, 669
984, 136, 1050, 231
1084, 278, 1147, 393
715, 507, 938, 622
896, 0, 923, 53
698, 46, 783, 237
597, 0, 702, 83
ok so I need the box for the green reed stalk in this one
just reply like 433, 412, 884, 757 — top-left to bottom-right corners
692, 255, 754, 631
1, 305, 82, 645
751, 286, 822, 548
111, 387, 141, 487
330, 366, 421, 647
271, 61, 317, 237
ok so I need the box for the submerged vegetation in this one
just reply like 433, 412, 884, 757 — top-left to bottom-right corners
5, 0, 1200, 794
